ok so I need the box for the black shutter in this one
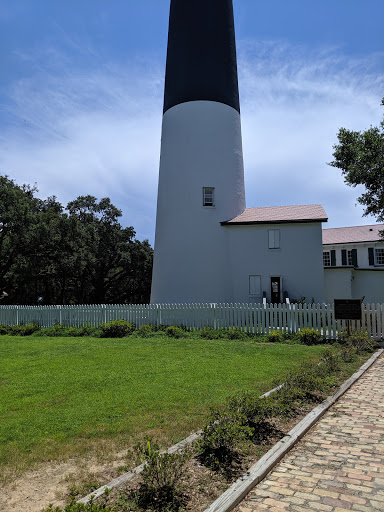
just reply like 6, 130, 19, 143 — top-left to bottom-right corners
331, 250, 336, 266
351, 249, 358, 267
341, 249, 347, 266
368, 247, 374, 266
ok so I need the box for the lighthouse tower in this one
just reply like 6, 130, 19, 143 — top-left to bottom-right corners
150, 0, 246, 303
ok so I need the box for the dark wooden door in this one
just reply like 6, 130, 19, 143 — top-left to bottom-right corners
271, 277, 280, 304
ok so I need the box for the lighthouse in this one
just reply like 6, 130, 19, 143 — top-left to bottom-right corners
150, 0, 246, 303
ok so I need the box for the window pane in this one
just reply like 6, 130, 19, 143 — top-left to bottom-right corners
323, 252, 330, 267
375, 248, 384, 265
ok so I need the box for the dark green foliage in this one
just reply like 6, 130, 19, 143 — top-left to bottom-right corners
99, 320, 135, 338
0, 324, 10, 335
165, 325, 185, 338
8, 322, 40, 336
44, 498, 114, 511
199, 327, 222, 339
0, 176, 153, 305
267, 330, 284, 343
197, 408, 252, 471
338, 330, 377, 352
227, 327, 247, 340
129, 439, 187, 511
296, 328, 324, 345
328, 98, 384, 223
136, 324, 154, 338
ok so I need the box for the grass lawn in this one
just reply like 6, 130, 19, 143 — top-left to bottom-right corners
0, 335, 327, 480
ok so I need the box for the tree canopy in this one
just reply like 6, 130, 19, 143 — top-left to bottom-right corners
0, 176, 153, 305
328, 98, 384, 222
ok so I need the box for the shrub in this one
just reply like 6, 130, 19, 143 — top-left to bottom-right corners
296, 328, 323, 345
267, 330, 283, 343
199, 327, 220, 339
197, 408, 252, 470
339, 330, 377, 352
137, 324, 153, 338
227, 327, 247, 340
0, 324, 10, 335
99, 319, 135, 338
44, 498, 113, 511
131, 439, 187, 511
165, 325, 184, 338
9, 322, 40, 336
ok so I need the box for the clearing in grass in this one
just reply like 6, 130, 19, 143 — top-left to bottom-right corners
0, 334, 326, 483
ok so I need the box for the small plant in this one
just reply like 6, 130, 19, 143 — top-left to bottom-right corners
99, 319, 135, 338
227, 327, 247, 340
9, 322, 40, 336
44, 497, 114, 511
0, 323, 10, 335
199, 326, 220, 339
296, 328, 324, 345
339, 330, 377, 352
165, 325, 184, 338
137, 324, 153, 337
130, 439, 188, 511
267, 330, 283, 343
197, 408, 252, 471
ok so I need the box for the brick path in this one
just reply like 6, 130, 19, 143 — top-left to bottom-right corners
234, 354, 384, 512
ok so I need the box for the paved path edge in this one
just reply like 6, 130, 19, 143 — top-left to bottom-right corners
203, 348, 384, 512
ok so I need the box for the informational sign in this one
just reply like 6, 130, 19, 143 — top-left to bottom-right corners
334, 299, 362, 321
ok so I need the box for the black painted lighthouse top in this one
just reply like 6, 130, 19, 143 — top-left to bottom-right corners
163, 0, 240, 114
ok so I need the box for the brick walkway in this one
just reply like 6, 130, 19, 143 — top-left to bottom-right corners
234, 354, 384, 512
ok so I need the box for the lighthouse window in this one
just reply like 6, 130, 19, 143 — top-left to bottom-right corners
203, 187, 215, 207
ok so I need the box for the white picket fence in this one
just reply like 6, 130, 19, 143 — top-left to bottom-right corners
0, 303, 383, 340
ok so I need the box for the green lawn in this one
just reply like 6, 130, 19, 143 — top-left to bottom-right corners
0, 335, 326, 480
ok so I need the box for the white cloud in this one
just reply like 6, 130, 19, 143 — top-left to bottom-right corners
1, 40, 383, 246
238, 41, 384, 228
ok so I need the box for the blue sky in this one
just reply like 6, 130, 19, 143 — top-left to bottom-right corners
1, 0, 383, 245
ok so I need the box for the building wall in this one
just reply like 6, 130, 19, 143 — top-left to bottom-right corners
324, 268, 384, 303
324, 268, 353, 302
151, 101, 246, 304
225, 222, 325, 303
323, 241, 384, 269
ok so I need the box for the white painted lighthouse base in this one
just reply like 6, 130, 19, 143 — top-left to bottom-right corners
150, 101, 246, 304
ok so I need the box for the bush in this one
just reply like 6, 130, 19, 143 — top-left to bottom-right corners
197, 408, 252, 470
227, 327, 247, 340
0, 324, 10, 335
131, 439, 187, 511
296, 328, 324, 345
267, 330, 283, 343
199, 327, 221, 339
99, 319, 135, 338
9, 322, 40, 336
165, 325, 184, 338
136, 324, 154, 338
44, 498, 113, 511
339, 330, 377, 352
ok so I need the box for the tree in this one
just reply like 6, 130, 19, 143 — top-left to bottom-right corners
0, 177, 153, 304
328, 98, 384, 222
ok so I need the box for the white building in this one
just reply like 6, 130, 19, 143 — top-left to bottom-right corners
323, 224, 384, 304
150, 0, 328, 305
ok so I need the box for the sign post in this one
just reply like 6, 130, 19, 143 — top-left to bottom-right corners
334, 299, 363, 335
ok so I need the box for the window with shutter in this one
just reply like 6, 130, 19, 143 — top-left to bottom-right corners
268, 229, 280, 249
249, 275, 261, 296
368, 248, 374, 266
341, 249, 347, 266
331, 250, 336, 266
